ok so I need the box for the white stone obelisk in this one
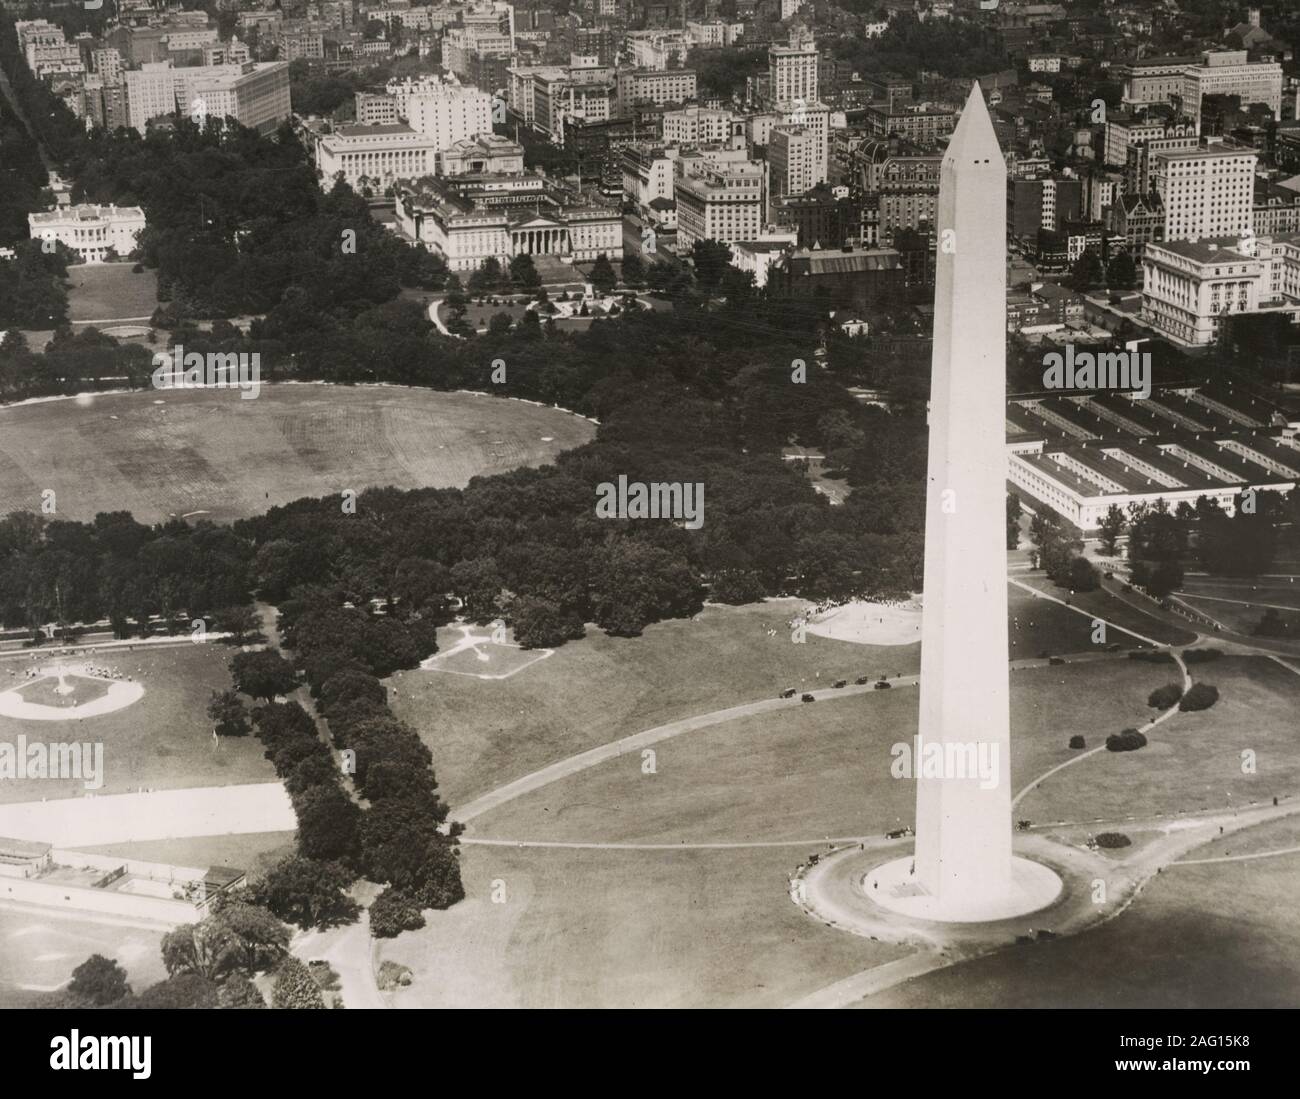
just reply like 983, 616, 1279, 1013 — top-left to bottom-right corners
913, 84, 1012, 914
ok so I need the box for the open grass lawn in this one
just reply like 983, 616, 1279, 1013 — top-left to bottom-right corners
473, 660, 1172, 845
0, 643, 277, 804
389, 600, 922, 807
1008, 584, 1154, 658
1177, 576, 1300, 636
1180, 811, 1300, 859
377, 843, 908, 1008
0, 385, 594, 524
1017, 656, 1300, 825
1012, 576, 1196, 648
0, 906, 167, 1008
860, 818, 1300, 1008
65, 263, 158, 323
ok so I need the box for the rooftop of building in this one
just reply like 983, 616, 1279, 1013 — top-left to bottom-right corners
780, 245, 902, 274
0, 837, 51, 861
29, 203, 145, 224
333, 123, 419, 138
1153, 142, 1256, 163
1147, 236, 1262, 263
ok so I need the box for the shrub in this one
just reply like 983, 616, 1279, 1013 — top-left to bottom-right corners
369, 886, 427, 938
1068, 734, 1086, 749
125, 973, 218, 1009
1179, 682, 1219, 712
376, 960, 413, 991
272, 957, 325, 1009
1095, 832, 1131, 849
1106, 728, 1147, 752
1127, 650, 1174, 664
1182, 648, 1222, 664
216, 974, 266, 1009
1147, 683, 1183, 709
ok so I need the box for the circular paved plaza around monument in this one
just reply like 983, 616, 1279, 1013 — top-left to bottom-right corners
862, 854, 1063, 923
795, 839, 1088, 950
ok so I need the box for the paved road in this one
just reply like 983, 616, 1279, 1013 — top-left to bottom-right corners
461, 836, 873, 851
292, 912, 387, 1010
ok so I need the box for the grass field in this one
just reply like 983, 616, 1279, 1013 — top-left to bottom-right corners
0, 643, 276, 804
1017, 656, 1300, 824
0, 385, 595, 524
0, 906, 167, 1008
1007, 584, 1161, 657
65, 263, 159, 324
860, 816, 1300, 1008
389, 600, 922, 807
1177, 575, 1300, 636
1012, 576, 1197, 648
377, 842, 909, 1008
471, 659, 1173, 844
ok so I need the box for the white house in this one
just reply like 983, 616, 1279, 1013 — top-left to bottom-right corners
27, 204, 146, 263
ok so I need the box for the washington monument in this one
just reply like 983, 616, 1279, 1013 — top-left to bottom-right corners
912, 84, 1014, 914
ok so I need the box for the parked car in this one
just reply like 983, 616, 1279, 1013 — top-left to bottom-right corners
874, 680, 892, 690
800, 693, 816, 703
832, 679, 847, 689
854, 675, 871, 685
779, 687, 797, 699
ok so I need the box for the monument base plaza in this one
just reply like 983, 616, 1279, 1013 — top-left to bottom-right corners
864, 854, 1063, 923
795, 837, 1099, 951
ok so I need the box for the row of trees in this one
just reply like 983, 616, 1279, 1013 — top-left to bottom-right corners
0, 510, 252, 634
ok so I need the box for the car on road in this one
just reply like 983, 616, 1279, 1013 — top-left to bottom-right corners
800, 693, 816, 703
854, 675, 871, 685
832, 679, 847, 689
874, 680, 892, 689
1049, 656, 1065, 666
779, 687, 797, 699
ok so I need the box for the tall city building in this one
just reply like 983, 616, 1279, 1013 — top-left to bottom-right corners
770, 126, 819, 198
124, 61, 178, 132
675, 161, 766, 249
1182, 50, 1282, 123
768, 30, 818, 106
1152, 143, 1256, 243
404, 84, 493, 148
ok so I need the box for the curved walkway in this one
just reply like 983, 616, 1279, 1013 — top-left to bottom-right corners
453, 679, 919, 825
1172, 844, 1300, 866
1011, 647, 1190, 810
